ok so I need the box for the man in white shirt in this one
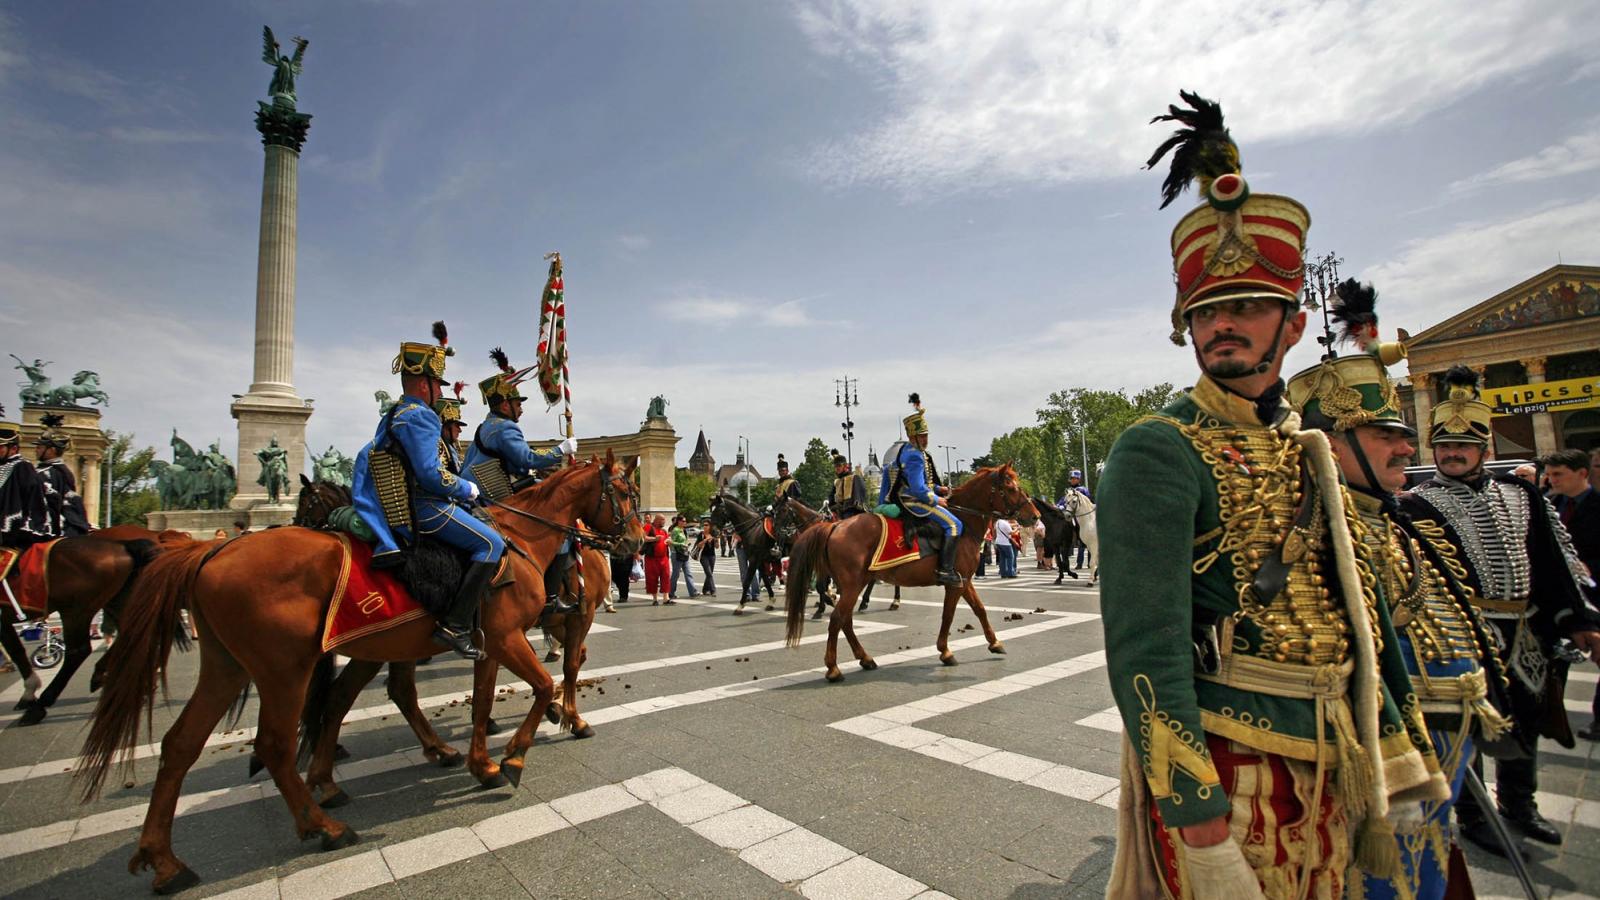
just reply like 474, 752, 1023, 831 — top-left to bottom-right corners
993, 517, 1017, 579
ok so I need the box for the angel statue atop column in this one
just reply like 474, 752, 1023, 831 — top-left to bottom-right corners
262, 26, 309, 109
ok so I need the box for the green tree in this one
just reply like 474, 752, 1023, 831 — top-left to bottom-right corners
981, 425, 1063, 498
1036, 383, 1178, 495
745, 477, 776, 511
674, 469, 717, 520
103, 430, 162, 527
792, 438, 834, 507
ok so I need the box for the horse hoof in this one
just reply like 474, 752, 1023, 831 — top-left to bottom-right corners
825, 669, 844, 683
502, 763, 524, 789
17, 703, 47, 727
733, 607, 745, 616
544, 705, 562, 725
437, 750, 465, 769
10, 698, 29, 711
320, 827, 360, 852
811, 609, 824, 620
153, 865, 201, 895
765, 605, 775, 611
246, 754, 264, 778
573, 724, 595, 739
318, 788, 351, 809
486, 719, 504, 736
858, 658, 878, 671
543, 651, 560, 663
478, 771, 508, 789
889, 602, 901, 611
939, 652, 957, 666
989, 642, 1007, 655
333, 744, 351, 761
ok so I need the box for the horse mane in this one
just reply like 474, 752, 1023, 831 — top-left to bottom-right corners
948, 464, 1012, 504
506, 459, 600, 508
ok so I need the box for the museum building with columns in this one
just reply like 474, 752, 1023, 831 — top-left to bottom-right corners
1400, 264, 1600, 458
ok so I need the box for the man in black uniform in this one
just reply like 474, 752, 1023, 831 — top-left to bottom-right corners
1, 408, 52, 695
827, 451, 868, 519
774, 454, 801, 504
1400, 366, 1600, 855
33, 414, 90, 536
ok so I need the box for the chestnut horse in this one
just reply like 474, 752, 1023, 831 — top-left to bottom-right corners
783, 464, 1036, 681
1, 526, 189, 725
76, 453, 642, 894
284, 476, 614, 800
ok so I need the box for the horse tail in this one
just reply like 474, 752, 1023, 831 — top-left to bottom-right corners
97, 539, 162, 640
784, 524, 830, 647
75, 540, 213, 800
296, 652, 338, 765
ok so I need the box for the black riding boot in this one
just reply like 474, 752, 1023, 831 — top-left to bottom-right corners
540, 552, 581, 626
936, 538, 961, 586
434, 561, 494, 660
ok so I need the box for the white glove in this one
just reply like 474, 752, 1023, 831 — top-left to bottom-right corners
1182, 838, 1265, 900
558, 436, 578, 456
465, 481, 480, 502
1387, 802, 1426, 830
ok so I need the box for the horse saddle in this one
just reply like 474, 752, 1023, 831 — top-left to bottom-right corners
868, 514, 940, 571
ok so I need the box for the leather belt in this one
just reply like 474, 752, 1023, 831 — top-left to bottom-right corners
1198, 654, 1352, 700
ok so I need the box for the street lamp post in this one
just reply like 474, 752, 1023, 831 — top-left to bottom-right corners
1301, 249, 1344, 361
937, 444, 956, 480
737, 435, 751, 505
835, 376, 861, 465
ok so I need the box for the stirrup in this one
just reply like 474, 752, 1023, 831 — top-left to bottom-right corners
433, 624, 484, 660
936, 568, 961, 586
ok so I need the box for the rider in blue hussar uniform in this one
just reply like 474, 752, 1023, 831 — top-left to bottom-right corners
352, 322, 502, 660
878, 393, 962, 585
461, 347, 579, 615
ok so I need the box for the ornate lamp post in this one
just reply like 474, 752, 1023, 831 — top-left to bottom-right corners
835, 377, 861, 465
1301, 250, 1344, 361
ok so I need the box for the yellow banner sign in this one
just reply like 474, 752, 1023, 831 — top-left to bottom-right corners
1484, 375, 1600, 417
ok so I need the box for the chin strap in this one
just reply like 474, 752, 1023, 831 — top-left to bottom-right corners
1343, 431, 1387, 498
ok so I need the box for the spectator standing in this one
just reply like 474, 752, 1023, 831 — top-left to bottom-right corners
1032, 520, 1048, 568
695, 520, 718, 596
610, 546, 637, 605
642, 515, 670, 604
667, 515, 698, 600
1546, 449, 1600, 741
993, 516, 1018, 578
975, 522, 994, 578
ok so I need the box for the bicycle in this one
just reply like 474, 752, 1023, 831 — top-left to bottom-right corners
17, 621, 65, 670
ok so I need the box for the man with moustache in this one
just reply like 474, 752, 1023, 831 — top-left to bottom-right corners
1400, 367, 1600, 854
1288, 281, 1512, 899
1099, 92, 1444, 899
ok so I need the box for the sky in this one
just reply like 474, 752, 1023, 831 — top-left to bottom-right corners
3, 0, 1598, 478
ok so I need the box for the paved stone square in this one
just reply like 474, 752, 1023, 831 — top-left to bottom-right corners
2, 559, 1596, 898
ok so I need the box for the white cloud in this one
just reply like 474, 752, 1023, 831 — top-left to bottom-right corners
1362, 194, 1600, 332
1448, 120, 1600, 194
792, 0, 1599, 193
658, 294, 842, 328
617, 233, 652, 252
104, 125, 227, 144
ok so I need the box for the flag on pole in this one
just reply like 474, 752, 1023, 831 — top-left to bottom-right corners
535, 253, 568, 413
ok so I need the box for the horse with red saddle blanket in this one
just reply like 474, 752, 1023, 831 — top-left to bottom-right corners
783, 464, 1036, 681
0, 525, 190, 725
76, 453, 642, 894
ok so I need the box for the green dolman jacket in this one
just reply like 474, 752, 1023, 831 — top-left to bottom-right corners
1098, 377, 1444, 827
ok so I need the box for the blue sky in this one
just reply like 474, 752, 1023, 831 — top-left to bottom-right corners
3, 0, 1598, 476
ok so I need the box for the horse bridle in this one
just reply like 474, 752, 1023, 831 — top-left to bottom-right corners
944, 472, 1033, 521
486, 465, 640, 551
711, 495, 768, 543
1060, 492, 1096, 520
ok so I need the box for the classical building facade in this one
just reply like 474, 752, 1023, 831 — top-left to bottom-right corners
1404, 264, 1600, 458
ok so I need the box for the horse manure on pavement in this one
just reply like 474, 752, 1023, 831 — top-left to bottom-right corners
1033, 607, 1046, 613
1005, 613, 1023, 621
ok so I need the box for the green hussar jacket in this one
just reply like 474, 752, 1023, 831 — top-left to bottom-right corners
1098, 377, 1444, 827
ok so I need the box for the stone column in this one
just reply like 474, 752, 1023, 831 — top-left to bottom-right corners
1411, 373, 1434, 454
19, 405, 107, 526
1524, 357, 1557, 456
231, 101, 314, 510
636, 414, 681, 518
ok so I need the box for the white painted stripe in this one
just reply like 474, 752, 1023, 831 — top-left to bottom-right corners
874, 597, 1087, 616
0, 619, 906, 788
205, 766, 935, 900
1075, 706, 1124, 733
830, 650, 1122, 808
1569, 669, 1598, 685
0, 613, 1102, 856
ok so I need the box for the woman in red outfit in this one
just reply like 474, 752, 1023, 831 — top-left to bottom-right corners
642, 514, 670, 604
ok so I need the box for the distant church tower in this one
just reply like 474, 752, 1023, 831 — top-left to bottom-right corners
688, 429, 715, 478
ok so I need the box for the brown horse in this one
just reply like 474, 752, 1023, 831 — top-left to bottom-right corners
1, 527, 189, 725
284, 475, 614, 801
76, 453, 643, 894
783, 464, 1036, 681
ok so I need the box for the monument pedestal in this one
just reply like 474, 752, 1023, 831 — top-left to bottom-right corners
229, 393, 312, 510
19, 405, 108, 527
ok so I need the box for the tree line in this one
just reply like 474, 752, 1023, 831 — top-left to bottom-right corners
972, 384, 1179, 500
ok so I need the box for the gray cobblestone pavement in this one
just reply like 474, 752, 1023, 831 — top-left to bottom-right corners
2, 560, 1596, 898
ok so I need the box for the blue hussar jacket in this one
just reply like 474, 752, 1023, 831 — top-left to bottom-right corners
461, 413, 565, 489
879, 441, 938, 508
352, 395, 476, 557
